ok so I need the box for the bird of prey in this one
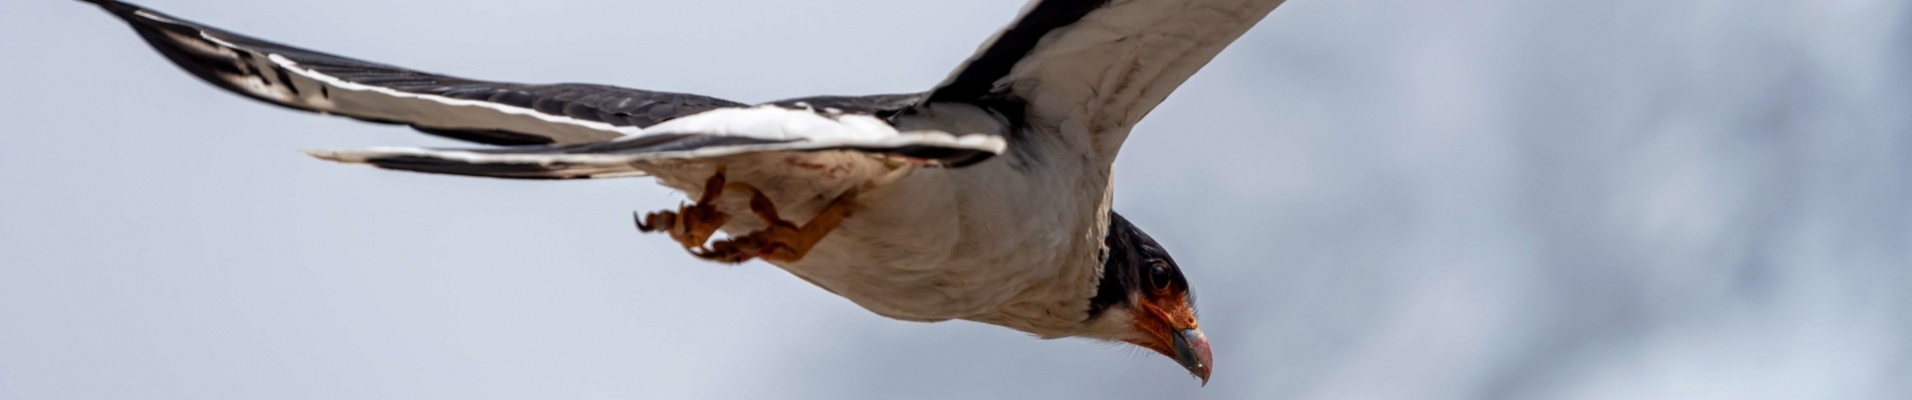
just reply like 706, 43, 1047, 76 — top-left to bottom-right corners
76, 0, 1284, 383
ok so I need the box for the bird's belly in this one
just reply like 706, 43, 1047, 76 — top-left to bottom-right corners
638, 149, 1107, 330
772, 161, 1108, 327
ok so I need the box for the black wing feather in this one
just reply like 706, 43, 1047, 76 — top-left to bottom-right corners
924, 0, 1109, 103
83, 0, 744, 146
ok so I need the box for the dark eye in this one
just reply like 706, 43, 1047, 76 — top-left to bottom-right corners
1147, 262, 1172, 291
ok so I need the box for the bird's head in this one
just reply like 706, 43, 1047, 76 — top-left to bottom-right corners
1083, 212, 1211, 384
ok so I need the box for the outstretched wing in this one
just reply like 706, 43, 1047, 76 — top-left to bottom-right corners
82, 0, 741, 146
81, 0, 1007, 172
920, 0, 1286, 160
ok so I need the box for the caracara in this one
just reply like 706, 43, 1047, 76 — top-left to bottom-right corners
75, 0, 1286, 383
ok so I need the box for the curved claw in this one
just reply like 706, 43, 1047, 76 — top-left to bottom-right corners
635, 209, 676, 233
690, 236, 760, 264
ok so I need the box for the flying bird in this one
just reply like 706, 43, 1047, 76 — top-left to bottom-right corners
76, 0, 1285, 383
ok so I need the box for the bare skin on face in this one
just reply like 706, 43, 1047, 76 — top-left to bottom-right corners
1129, 290, 1210, 384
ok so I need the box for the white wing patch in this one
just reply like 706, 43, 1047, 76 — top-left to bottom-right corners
307, 105, 1007, 179
630, 105, 1006, 151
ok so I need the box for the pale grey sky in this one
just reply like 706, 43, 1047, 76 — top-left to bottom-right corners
3, 0, 1908, 399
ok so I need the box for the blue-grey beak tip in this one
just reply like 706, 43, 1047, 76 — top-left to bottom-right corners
1171, 328, 1212, 385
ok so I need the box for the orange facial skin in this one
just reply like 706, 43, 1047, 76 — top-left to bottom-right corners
1126, 284, 1210, 384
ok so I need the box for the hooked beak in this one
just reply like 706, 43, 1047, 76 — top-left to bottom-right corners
1171, 328, 1213, 385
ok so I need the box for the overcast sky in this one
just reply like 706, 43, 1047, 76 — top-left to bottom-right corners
3, 0, 1908, 399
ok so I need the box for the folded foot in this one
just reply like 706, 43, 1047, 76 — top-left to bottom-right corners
637, 166, 853, 264
635, 167, 734, 253
692, 188, 853, 264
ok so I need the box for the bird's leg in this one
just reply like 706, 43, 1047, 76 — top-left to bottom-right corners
635, 167, 733, 252
693, 190, 853, 264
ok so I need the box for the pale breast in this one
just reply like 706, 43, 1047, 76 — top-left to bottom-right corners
637, 128, 1112, 337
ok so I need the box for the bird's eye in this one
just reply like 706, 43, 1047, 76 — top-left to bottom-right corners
1148, 262, 1172, 291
